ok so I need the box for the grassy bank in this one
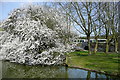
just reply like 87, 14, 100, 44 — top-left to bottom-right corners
66, 51, 120, 76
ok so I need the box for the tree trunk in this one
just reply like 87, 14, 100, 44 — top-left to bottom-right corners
94, 39, 98, 54
106, 40, 109, 53
118, 2, 120, 53
87, 35, 91, 55
115, 39, 118, 53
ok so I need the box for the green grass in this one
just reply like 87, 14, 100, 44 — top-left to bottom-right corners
66, 51, 120, 75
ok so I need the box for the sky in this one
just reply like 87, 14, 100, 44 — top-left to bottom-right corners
0, 2, 54, 21
0, 2, 21, 21
1, 0, 119, 21
0, 2, 43, 21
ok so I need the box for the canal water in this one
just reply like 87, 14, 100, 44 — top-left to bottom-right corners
0, 61, 119, 79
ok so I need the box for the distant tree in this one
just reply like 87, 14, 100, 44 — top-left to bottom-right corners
110, 2, 119, 53
118, 1, 120, 53
99, 2, 118, 53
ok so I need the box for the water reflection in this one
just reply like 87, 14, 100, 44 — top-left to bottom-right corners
86, 71, 91, 80
1, 61, 119, 79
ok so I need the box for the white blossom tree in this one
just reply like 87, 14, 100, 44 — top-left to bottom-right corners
0, 4, 76, 65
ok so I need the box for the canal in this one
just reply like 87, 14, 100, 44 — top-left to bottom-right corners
0, 61, 119, 79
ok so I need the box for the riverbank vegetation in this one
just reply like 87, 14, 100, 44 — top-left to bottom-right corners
66, 51, 119, 76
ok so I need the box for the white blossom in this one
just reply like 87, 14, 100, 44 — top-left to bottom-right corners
0, 4, 75, 65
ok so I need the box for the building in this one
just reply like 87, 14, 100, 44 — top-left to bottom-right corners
70, 38, 107, 44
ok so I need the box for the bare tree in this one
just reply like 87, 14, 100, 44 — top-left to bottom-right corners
59, 2, 97, 55
109, 2, 119, 53
99, 3, 111, 53
118, 1, 120, 53
92, 2, 101, 54
99, 2, 119, 53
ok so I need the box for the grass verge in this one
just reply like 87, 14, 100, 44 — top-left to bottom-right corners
66, 51, 120, 76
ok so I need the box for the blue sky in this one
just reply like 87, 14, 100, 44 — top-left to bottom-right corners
0, 2, 22, 21
0, 2, 45, 21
